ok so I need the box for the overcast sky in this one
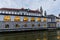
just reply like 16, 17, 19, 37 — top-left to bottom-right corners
0, 0, 59, 16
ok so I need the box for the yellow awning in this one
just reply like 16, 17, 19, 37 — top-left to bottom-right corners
23, 17, 28, 22
4, 16, 11, 21
14, 16, 20, 21
37, 18, 41, 22
44, 18, 46, 22
31, 17, 35, 21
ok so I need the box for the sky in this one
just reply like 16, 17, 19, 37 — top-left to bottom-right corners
0, 0, 60, 16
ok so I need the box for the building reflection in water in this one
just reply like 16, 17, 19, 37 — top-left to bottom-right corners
0, 30, 60, 40
57, 30, 60, 40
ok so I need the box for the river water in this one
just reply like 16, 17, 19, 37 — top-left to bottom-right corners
0, 30, 59, 40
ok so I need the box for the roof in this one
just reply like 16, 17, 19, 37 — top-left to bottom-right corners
0, 8, 41, 13
46, 15, 60, 19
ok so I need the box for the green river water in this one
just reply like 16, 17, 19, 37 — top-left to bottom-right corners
0, 29, 60, 40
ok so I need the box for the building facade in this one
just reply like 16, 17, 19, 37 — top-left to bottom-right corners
0, 8, 58, 32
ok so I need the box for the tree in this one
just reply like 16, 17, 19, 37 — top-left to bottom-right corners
44, 10, 47, 16
40, 6, 43, 15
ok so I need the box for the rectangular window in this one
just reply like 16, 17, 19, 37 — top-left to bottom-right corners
50, 24, 52, 27
50, 24, 55, 27
52, 24, 55, 27
56, 19, 59, 22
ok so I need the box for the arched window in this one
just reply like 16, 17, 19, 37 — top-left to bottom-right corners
38, 24, 40, 27
15, 24, 20, 28
4, 16, 11, 21
44, 24, 46, 28
14, 16, 20, 22
32, 24, 34, 27
24, 24, 27, 27
31, 17, 35, 22
23, 17, 28, 22
5, 24, 9, 28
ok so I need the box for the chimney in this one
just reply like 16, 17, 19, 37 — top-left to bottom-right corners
44, 10, 47, 16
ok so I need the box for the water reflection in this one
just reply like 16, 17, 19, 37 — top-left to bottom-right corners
0, 30, 59, 40
57, 30, 60, 40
